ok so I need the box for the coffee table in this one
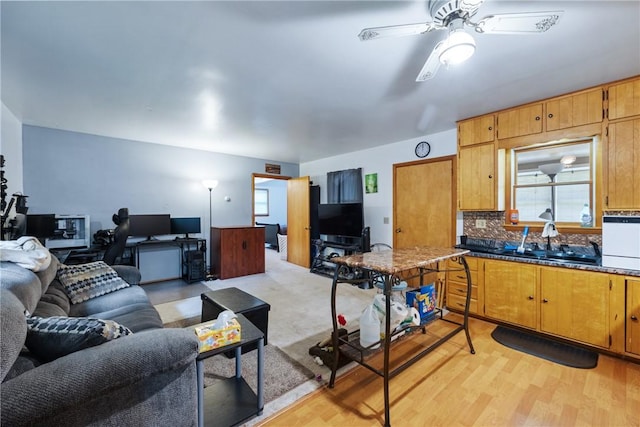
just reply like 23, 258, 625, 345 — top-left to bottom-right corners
194, 313, 264, 427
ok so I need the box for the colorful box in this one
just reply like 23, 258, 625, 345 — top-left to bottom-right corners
406, 284, 436, 322
194, 318, 241, 353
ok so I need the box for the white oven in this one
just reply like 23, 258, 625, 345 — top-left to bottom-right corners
602, 216, 640, 271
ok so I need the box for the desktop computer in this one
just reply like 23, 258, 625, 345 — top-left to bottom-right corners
45, 214, 91, 249
184, 250, 206, 282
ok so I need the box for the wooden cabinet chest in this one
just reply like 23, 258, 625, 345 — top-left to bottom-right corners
210, 226, 265, 279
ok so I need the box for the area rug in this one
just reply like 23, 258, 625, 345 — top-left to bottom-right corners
203, 345, 316, 403
491, 325, 598, 369
163, 316, 316, 403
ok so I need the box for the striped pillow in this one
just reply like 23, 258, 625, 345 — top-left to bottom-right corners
57, 261, 130, 304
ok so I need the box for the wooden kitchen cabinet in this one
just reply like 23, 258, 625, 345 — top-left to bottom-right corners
539, 267, 610, 348
210, 226, 265, 279
484, 259, 537, 329
605, 119, 640, 209
608, 76, 640, 120
446, 257, 479, 314
458, 114, 495, 147
627, 278, 640, 356
497, 103, 543, 140
458, 142, 496, 210
545, 88, 603, 132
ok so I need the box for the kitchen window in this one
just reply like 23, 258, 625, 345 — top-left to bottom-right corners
512, 139, 594, 224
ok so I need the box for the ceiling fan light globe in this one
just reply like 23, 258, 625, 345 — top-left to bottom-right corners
439, 30, 476, 65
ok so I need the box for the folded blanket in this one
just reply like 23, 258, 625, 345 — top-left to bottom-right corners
0, 236, 52, 272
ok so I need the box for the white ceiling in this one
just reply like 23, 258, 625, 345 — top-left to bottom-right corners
2, 1, 639, 164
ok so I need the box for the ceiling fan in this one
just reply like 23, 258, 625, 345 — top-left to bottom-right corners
358, 0, 563, 81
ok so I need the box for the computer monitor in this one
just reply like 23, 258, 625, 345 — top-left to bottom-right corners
26, 214, 56, 243
129, 214, 171, 240
170, 217, 201, 238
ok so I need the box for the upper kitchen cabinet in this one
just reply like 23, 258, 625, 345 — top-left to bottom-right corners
545, 88, 604, 132
497, 103, 543, 140
458, 115, 495, 147
605, 119, 640, 210
608, 76, 640, 121
458, 142, 497, 211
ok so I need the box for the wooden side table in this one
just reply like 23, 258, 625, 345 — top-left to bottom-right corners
193, 314, 264, 427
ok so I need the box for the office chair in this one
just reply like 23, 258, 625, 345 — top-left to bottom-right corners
102, 208, 130, 265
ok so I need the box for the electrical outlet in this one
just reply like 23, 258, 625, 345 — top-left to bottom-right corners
476, 219, 487, 229
383, 217, 389, 224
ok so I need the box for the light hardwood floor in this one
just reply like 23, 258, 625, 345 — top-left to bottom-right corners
257, 315, 640, 426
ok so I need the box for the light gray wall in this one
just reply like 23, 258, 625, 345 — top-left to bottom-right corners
301, 128, 458, 247
1, 102, 24, 209
22, 125, 298, 276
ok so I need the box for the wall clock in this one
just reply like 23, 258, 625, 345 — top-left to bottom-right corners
415, 141, 431, 158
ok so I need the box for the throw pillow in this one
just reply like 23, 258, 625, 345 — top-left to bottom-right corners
25, 315, 132, 362
57, 261, 130, 304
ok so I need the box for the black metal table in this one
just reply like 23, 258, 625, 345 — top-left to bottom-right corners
194, 314, 264, 427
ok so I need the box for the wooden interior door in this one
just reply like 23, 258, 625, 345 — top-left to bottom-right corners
287, 176, 311, 268
393, 156, 456, 249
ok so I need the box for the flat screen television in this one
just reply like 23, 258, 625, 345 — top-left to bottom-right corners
170, 217, 201, 238
317, 203, 364, 238
129, 214, 171, 240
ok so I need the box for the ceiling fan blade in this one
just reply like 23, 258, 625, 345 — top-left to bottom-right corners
474, 11, 563, 34
416, 41, 444, 82
358, 22, 440, 41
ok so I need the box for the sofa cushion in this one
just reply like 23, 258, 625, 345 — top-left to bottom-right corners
57, 261, 130, 304
32, 280, 71, 318
0, 290, 28, 382
25, 315, 132, 363
68, 285, 153, 318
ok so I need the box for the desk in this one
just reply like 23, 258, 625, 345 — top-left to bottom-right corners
129, 238, 206, 283
328, 246, 475, 427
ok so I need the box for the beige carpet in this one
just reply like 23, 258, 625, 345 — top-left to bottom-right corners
153, 249, 376, 424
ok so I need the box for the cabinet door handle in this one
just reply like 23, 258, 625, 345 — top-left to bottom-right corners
242, 240, 247, 250
542, 298, 549, 303
528, 295, 534, 300
632, 315, 638, 321
535, 116, 541, 121
488, 174, 493, 179
488, 126, 493, 131
548, 113, 554, 118
395, 228, 402, 233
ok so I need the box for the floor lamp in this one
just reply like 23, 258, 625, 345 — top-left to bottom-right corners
202, 179, 219, 280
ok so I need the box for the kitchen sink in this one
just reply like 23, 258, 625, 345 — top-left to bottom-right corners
498, 249, 600, 265
458, 244, 601, 266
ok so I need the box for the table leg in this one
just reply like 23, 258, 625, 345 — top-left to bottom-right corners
235, 347, 242, 378
257, 337, 264, 414
197, 359, 204, 427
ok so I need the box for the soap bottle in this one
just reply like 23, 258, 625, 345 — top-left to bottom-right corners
580, 203, 592, 227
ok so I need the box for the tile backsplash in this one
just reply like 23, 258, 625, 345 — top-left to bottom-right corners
461, 211, 640, 248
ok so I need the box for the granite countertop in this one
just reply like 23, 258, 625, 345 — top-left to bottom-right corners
466, 251, 640, 277
332, 246, 469, 275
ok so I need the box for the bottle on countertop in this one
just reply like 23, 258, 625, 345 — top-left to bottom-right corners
580, 203, 592, 227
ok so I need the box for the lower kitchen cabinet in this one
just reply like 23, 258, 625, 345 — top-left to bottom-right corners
539, 267, 610, 348
484, 259, 537, 329
446, 257, 479, 314
627, 278, 640, 356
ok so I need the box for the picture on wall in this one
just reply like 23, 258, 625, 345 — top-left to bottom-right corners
365, 173, 378, 194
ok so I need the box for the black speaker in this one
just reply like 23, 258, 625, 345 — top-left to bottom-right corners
361, 226, 371, 252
